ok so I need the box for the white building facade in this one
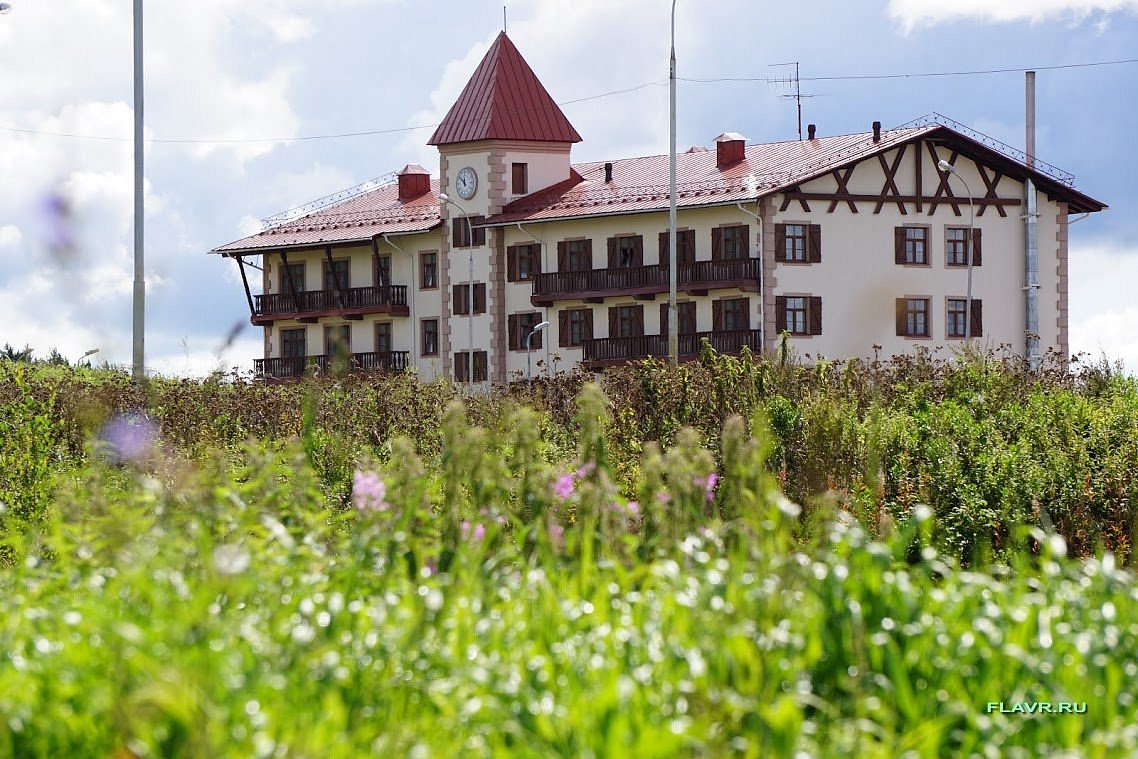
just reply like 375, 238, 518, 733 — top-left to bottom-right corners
213, 33, 1105, 382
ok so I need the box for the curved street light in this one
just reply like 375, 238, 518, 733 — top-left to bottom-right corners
0, 4, 12, 14
938, 159, 976, 341
526, 321, 549, 382
438, 192, 475, 387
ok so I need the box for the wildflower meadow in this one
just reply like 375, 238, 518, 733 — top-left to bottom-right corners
1, 349, 1137, 756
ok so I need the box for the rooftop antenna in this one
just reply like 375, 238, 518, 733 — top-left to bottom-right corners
503, 3, 506, 33
769, 61, 814, 141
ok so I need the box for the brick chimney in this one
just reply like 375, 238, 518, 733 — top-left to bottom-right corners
397, 163, 431, 200
714, 132, 747, 168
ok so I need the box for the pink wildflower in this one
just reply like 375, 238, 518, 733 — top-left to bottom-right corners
704, 472, 719, 502
657, 492, 671, 505
461, 521, 486, 542
548, 523, 565, 550
352, 470, 389, 511
554, 473, 575, 500
626, 500, 640, 518
576, 462, 596, 479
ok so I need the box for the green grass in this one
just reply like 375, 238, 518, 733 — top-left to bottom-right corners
1, 370, 1137, 757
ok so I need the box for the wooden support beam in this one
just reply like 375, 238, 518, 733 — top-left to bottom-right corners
280, 251, 301, 312
975, 163, 1007, 218
875, 145, 907, 215
914, 140, 923, 213
829, 167, 858, 213
927, 144, 962, 217
234, 254, 256, 317
325, 246, 347, 310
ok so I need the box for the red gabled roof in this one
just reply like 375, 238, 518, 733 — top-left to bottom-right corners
428, 32, 582, 146
483, 123, 1106, 224
212, 179, 442, 254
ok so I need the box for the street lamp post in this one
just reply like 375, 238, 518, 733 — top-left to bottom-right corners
938, 160, 976, 341
526, 321, 549, 382
667, 0, 678, 365
0, 4, 13, 14
132, 0, 144, 381
438, 193, 474, 388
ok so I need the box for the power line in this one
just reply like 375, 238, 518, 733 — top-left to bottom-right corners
0, 80, 667, 145
681, 56, 1138, 84
2, 56, 1134, 145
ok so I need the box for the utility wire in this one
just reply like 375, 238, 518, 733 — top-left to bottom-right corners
2, 56, 1134, 144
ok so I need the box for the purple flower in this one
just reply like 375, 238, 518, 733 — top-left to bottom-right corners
657, 492, 671, 505
626, 500, 640, 518
352, 469, 389, 511
576, 462, 596, 479
461, 521, 486, 542
703, 472, 719, 502
548, 523, 565, 550
99, 414, 159, 463
553, 473, 575, 500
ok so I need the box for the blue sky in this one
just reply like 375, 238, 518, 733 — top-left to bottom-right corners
0, 0, 1135, 374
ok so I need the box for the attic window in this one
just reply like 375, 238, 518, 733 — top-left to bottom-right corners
512, 163, 528, 195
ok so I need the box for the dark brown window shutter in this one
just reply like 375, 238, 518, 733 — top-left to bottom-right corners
895, 298, 907, 336
557, 241, 568, 271
472, 217, 486, 246
583, 239, 593, 269
808, 225, 822, 263
508, 314, 518, 350
970, 299, 983, 337
531, 247, 542, 275
506, 245, 518, 282
971, 229, 982, 267
452, 284, 466, 315
608, 307, 618, 337
632, 235, 644, 267
452, 221, 462, 248
775, 296, 787, 333
774, 224, 787, 263
558, 311, 570, 347
659, 231, 669, 261
712, 228, 723, 261
473, 283, 486, 314
659, 302, 669, 336
583, 309, 594, 341
607, 237, 618, 268
712, 300, 724, 331
740, 225, 750, 257
633, 305, 645, 336
894, 228, 906, 265
808, 296, 822, 335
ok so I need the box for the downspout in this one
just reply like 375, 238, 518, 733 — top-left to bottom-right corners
382, 234, 417, 371
1025, 71, 1041, 371
735, 200, 764, 351
516, 222, 550, 375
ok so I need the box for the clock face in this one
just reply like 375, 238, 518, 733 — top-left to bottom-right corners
456, 167, 478, 199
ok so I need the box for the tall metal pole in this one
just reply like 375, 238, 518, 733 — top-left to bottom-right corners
132, 0, 145, 381
667, 0, 678, 364
1025, 71, 1041, 370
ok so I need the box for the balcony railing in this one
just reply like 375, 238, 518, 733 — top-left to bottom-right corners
253, 285, 409, 322
582, 329, 761, 366
253, 350, 410, 379
532, 258, 761, 304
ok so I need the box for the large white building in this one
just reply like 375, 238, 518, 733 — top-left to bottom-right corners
213, 32, 1106, 382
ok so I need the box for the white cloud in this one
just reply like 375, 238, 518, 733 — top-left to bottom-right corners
1068, 240, 1138, 373
0, 226, 21, 248
889, 0, 1138, 28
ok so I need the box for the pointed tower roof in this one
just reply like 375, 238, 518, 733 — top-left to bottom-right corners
428, 32, 582, 146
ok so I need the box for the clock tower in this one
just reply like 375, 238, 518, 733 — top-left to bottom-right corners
428, 31, 582, 382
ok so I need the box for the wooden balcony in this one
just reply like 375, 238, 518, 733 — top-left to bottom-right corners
581, 329, 762, 368
252, 285, 409, 325
531, 258, 761, 305
253, 351, 410, 379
